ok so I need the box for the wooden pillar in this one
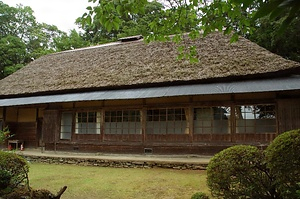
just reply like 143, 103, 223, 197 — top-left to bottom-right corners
100, 109, 105, 142
2, 107, 6, 128
141, 108, 146, 144
187, 106, 194, 143
230, 105, 236, 142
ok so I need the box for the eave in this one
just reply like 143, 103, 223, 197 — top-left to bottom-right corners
0, 75, 299, 107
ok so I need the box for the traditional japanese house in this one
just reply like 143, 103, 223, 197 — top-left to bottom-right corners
0, 33, 299, 154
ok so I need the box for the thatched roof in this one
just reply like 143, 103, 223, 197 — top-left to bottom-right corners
0, 32, 299, 97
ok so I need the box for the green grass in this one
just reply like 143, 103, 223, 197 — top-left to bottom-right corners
28, 163, 209, 199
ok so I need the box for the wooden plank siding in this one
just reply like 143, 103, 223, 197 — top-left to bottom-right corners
145, 134, 190, 142
41, 110, 60, 144
234, 133, 276, 143
103, 134, 143, 142
73, 134, 101, 141
277, 99, 300, 133
6, 122, 37, 147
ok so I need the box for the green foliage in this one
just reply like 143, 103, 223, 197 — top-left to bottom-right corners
200, 0, 257, 40
0, 152, 67, 199
79, 1, 172, 44
0, 2, 90, 79
207, 145, 274, 199
0, 170, 11, 190
0, 35, 26, 78
81, 0, 201, 60
0, 126, 13, 144
3, 64, 24, 77
191, 192, 210, 199
0, 151, 29, 193
26, 22, 64, 58
81, 0, 256, 62
84, 0, 147, 32
207, 130, 300, 199
265, 129, 300, 198
297, 183, 300, 198
249, 13, 300, 62
54, 29, 90, 51
253, 0, 300, 33
82, 0, 300, 62
82, 0, 258, 42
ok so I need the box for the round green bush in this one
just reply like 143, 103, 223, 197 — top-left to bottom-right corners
265, 129, 300, 198
0, 170, 12, 190
0, 151, 29, 190
207, 145, 272, 199
191, 192, 210, 199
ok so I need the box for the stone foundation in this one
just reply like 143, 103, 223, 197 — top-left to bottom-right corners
22, 155, 207, 170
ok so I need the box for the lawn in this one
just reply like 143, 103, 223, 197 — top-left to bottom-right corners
28, 163, 209, 199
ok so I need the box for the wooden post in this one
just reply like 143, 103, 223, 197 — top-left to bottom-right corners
141, 108, 146, 144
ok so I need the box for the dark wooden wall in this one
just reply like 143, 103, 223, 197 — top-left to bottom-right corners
278, 99, 300, 133
7, 122, 37, 147
41, 110, 60, 144
5, 94, 299, 154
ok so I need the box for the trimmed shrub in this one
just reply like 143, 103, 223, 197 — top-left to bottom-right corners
0, 170, 11, 190
207, 145, 273, 199
191, 192, 210, 199
265, 129, 300, 198
0, 151, 29, 191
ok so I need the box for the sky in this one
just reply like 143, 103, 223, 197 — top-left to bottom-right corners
2, 0, 94, 32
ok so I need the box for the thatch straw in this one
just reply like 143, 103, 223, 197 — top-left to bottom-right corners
0, 32, 299, 96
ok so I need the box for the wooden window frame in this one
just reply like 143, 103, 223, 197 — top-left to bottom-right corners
75, 111, 101, 135
60, 112, 73, 140
193, 106, 231, 135
235, 104, 276, 134
104, 109, 141, 134
146, 108, 187, 134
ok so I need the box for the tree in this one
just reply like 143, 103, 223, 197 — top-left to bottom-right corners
82, 0, 248, 40
0, 2, 57, 78
248, 12, 300, 62
0, 1, 16, 37
54, 29, 90, 51
0, 2, 34, 77
0, 2, 90, 79
0, 2, 37, 43
76, 15, 120, 43
78, 1, 173, 44
253, 0, 300, 33
0, 35, 26, 78
79, 0, 256, 62
26, 23, 66, 59
82, 0, 300, 50
116, 1, 168, 39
